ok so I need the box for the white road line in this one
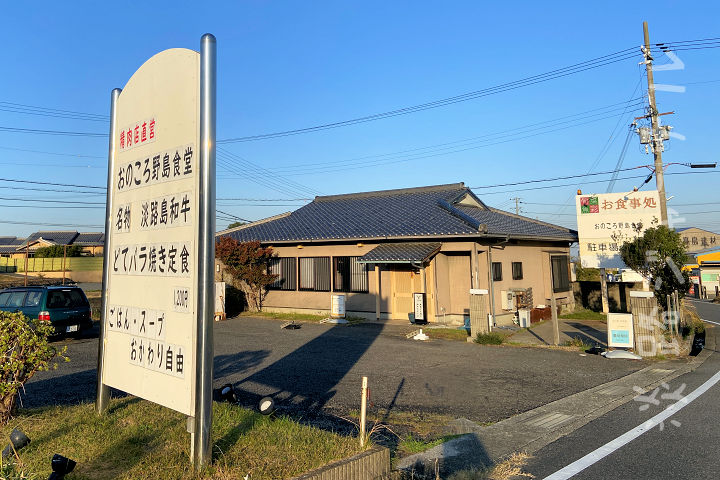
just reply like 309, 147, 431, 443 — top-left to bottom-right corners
543, 369, 720, 480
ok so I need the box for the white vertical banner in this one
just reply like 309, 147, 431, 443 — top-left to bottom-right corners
102, 48, 200, 416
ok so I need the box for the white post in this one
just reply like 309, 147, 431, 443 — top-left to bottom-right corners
360, 376, 368, 447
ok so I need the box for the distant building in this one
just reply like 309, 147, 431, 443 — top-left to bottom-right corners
677, 227, 719, 253
685, 246, 720, 298
0, 231, 105, 258
217, 183, 578, 325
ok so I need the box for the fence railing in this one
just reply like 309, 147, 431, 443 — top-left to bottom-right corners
0, 256, 103, 273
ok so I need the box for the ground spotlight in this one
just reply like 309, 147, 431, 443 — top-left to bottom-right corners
216, 383, 237, 403
1, 428, 30, 458
258, 396, 275, 415
48, 454, 76, 480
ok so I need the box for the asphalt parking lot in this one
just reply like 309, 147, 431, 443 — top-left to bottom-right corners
23, 316, 647, 425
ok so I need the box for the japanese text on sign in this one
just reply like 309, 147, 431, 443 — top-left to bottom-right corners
119, 117, 156, 152
117, 143, 194, 192
113, 241, 192, 277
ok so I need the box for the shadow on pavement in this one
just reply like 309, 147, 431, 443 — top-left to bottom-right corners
398, 433, 494, 479
566, 321, 608, 347
231, 323, 384, 414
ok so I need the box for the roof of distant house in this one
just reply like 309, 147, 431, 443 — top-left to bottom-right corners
73, 232, 105, 245
220, 183, 577, 244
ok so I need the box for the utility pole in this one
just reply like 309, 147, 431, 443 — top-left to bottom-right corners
642, 21, 669, 225
511, 197, 521, 215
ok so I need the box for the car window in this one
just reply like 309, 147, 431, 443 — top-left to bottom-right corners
47, 290, 72, 309
7, 291, 27, 308
0, 292, 10, 306
68, 290, 89, 307
47, 290, 89, 309
24, 291, 43, 307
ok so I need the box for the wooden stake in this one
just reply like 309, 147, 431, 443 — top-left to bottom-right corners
360, 376, 368, 447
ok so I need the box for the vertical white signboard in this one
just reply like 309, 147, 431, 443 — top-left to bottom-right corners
102, 48, 200, 416
575, 190, 661, 269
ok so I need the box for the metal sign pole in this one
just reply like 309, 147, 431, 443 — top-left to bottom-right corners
192, 33, 216, 469
96, 87, 121, 414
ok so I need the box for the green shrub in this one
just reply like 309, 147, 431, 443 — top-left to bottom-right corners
474, 331, 506, 345
0, 312, 68, 424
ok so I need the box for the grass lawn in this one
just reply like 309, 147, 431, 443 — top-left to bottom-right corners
240, 311, 365, 324
424, 327, 470, 341
559, 308, 607, 321
2, 398, 366, 480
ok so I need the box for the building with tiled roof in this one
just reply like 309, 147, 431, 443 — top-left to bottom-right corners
1, 231, 105, 258
217, 183, 578, 325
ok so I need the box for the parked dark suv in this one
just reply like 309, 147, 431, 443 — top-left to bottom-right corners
0, 286, 93, 335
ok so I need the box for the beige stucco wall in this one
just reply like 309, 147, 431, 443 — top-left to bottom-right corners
215, 238, 573, 322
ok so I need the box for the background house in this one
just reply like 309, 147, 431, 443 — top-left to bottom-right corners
4, 231, 105, 258
217, 183, 578, 325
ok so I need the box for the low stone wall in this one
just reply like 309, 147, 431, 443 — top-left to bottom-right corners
290, 446, 390, 480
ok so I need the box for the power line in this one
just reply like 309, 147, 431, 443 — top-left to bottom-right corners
0, 177, 106, 189
0, 126, 106, 137
218, 48, 640, 143
0, 145, 104, 159
0, 219, 104, 228
0, 101, 109, 121
216, 209, 252, 222
260, 100, 644, 175
470, 166, 648, 189
219, 107, 643, 178
0, 196, 105, 205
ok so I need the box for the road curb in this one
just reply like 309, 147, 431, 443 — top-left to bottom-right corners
396, 325, 716, 475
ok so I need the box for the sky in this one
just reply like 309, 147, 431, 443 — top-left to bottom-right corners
1, 1, 719, 238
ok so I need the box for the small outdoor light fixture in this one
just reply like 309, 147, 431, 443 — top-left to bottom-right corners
297, 244, 304, 249
216, 383, 237, 403
258, 396, 275, 415
1, 428, 30, 458
48, 454, 76, 480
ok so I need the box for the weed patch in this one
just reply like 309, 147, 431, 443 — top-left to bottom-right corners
475, 332, 507, 345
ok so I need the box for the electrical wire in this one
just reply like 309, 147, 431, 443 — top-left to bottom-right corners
218, 48, 641, 143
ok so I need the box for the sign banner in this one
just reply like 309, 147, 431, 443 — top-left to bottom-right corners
102, 48, 200, 416
575, 190, 661, 268
607, 313, 634, 348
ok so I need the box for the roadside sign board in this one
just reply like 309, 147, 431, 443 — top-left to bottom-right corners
607, 313, 634, 348
101, 48, 201, 416
575, 190, 661, 268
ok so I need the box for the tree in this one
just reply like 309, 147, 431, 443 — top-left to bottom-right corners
215, 238, 277, 312
619, 225, 690, 309
35, 245, 83, 258
227, 221, 246, 229
0, 312, 69, 424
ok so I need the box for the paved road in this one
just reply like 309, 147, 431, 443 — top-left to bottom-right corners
23, 317, 646, 425
526, 299, 720, 479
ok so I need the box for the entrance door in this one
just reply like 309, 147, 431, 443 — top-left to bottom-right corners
391, 267, 415, 320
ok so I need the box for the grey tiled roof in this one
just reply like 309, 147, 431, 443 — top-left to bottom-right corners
358, 242, 441, 263
0, 237, 17, 245
222, 183, 577, 244
23, 231, 79, 247
73, 232, 105, 245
